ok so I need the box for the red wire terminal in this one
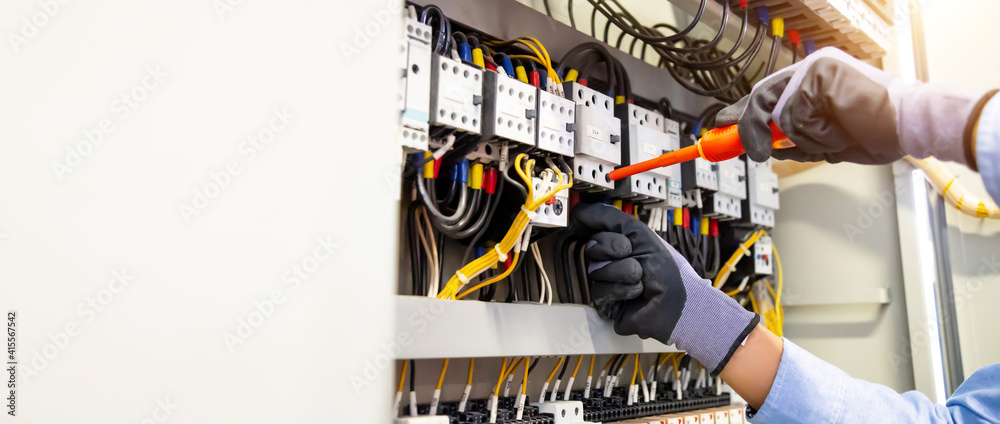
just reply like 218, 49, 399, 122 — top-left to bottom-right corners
432, 158, 442, 179
622, 203, 633, 216
788, 30, 800, 47
529, 71, 541, 88
483, 168, 498, 194
578, 78, 588, 87
682, 209, 690, 229
709, 219, 719, 237
739, 0, 748, 8
504, 255, 513, 270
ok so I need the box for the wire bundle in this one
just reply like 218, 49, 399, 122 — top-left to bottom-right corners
437, 154, 572, 300
558, 0, 780, 102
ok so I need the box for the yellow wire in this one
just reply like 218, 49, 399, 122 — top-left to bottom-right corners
571, 356, 583, 381
773, 237, 784, 329
522, 358, 529, 395
456, 252, 521, 299
467, 358, 475, 386
508, 55, 545, 65
603, 355, 617, 372
494, 357, 509, 397
588, 355, 595, 378
636, 355, 645, 382
546, 357, 565, 384
397, 360, 408, 392
713, 230, 764, 289
630, 354, 639, 386
436, 358, 450, 390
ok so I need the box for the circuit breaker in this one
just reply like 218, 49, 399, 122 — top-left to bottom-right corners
536, 90, 576, 157
531, 175, 569, 228
564, 82, 621, 190
744, 159, 780, 228
613, 104, 671, 203
429, 55, 483, 134
704, 157, 746, 220
754, 236, 773, 275
399, 18, 432, 151
482, 71, 537, 146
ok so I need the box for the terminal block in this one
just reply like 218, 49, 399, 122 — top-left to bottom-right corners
394, 416, 449, 424
743, 159, 780, 228
563, 82, 621, 191
482, 71, 536, 146
429, 55, 483, 134
398, 18, 432, 151
754, 235, 773, 276
530, 175, 569, 228
612, 104, 673, 203
536, 90, 575, 157
704, 192, 742, 221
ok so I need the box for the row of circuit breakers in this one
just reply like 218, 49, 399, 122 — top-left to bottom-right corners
398, 18, 780, 229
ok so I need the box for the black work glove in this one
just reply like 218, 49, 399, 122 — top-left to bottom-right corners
572, 203, 758, 376
717, 47, 987, 167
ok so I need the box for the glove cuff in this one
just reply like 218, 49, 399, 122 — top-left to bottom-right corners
893, 81, 984, 165
667, 278, 759, 377
963, 89, 1000, 171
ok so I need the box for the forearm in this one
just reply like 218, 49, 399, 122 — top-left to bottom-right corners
718, 324, 782, 410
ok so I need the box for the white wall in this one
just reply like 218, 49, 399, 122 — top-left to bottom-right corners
0, 0, 401, 422
920, 0, 1000, 380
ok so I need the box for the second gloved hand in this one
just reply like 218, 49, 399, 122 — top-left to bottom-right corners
573, 203, 759, 376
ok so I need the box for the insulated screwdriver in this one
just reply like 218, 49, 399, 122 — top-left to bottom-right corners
608, 122, 794, 181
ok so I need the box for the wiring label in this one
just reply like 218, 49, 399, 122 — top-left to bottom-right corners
586, 125, 604, 141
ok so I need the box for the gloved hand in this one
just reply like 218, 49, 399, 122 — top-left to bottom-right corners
572, 203, 759, 376
717, 47, 994, 168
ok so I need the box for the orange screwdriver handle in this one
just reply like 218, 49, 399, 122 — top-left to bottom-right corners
608, 122, 792, 181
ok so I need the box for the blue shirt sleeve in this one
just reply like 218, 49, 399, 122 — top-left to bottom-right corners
750, 339, 1000, 423
976, 95, 1000, 204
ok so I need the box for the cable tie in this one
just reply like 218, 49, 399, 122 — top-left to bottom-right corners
739, 243, 751, 257
520, 205, 537, 220
494, 245, 508, 263
455, 270, 470, 285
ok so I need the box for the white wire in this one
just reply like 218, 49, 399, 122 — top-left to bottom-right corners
415, 207, 440, 297
531, 243, 554, 305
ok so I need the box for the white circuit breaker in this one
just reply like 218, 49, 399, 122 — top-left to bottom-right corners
745, 159, 779, 228
482, 71, 537, 146
398, 18, 432, 151
613, 104, 671, 203
429, 55, 483, 134
531, 175, 569, 228
536, 90, 576, 157
563, 82, 621, 190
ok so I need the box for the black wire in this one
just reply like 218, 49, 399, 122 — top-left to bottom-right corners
543, 0, 552, 17
567, 0, 576, 29
557, 356, 570, 379
764, 35, 781, 76
527, 358, 539, 376
460, 170, 505, 265
409, 359, 416, 392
